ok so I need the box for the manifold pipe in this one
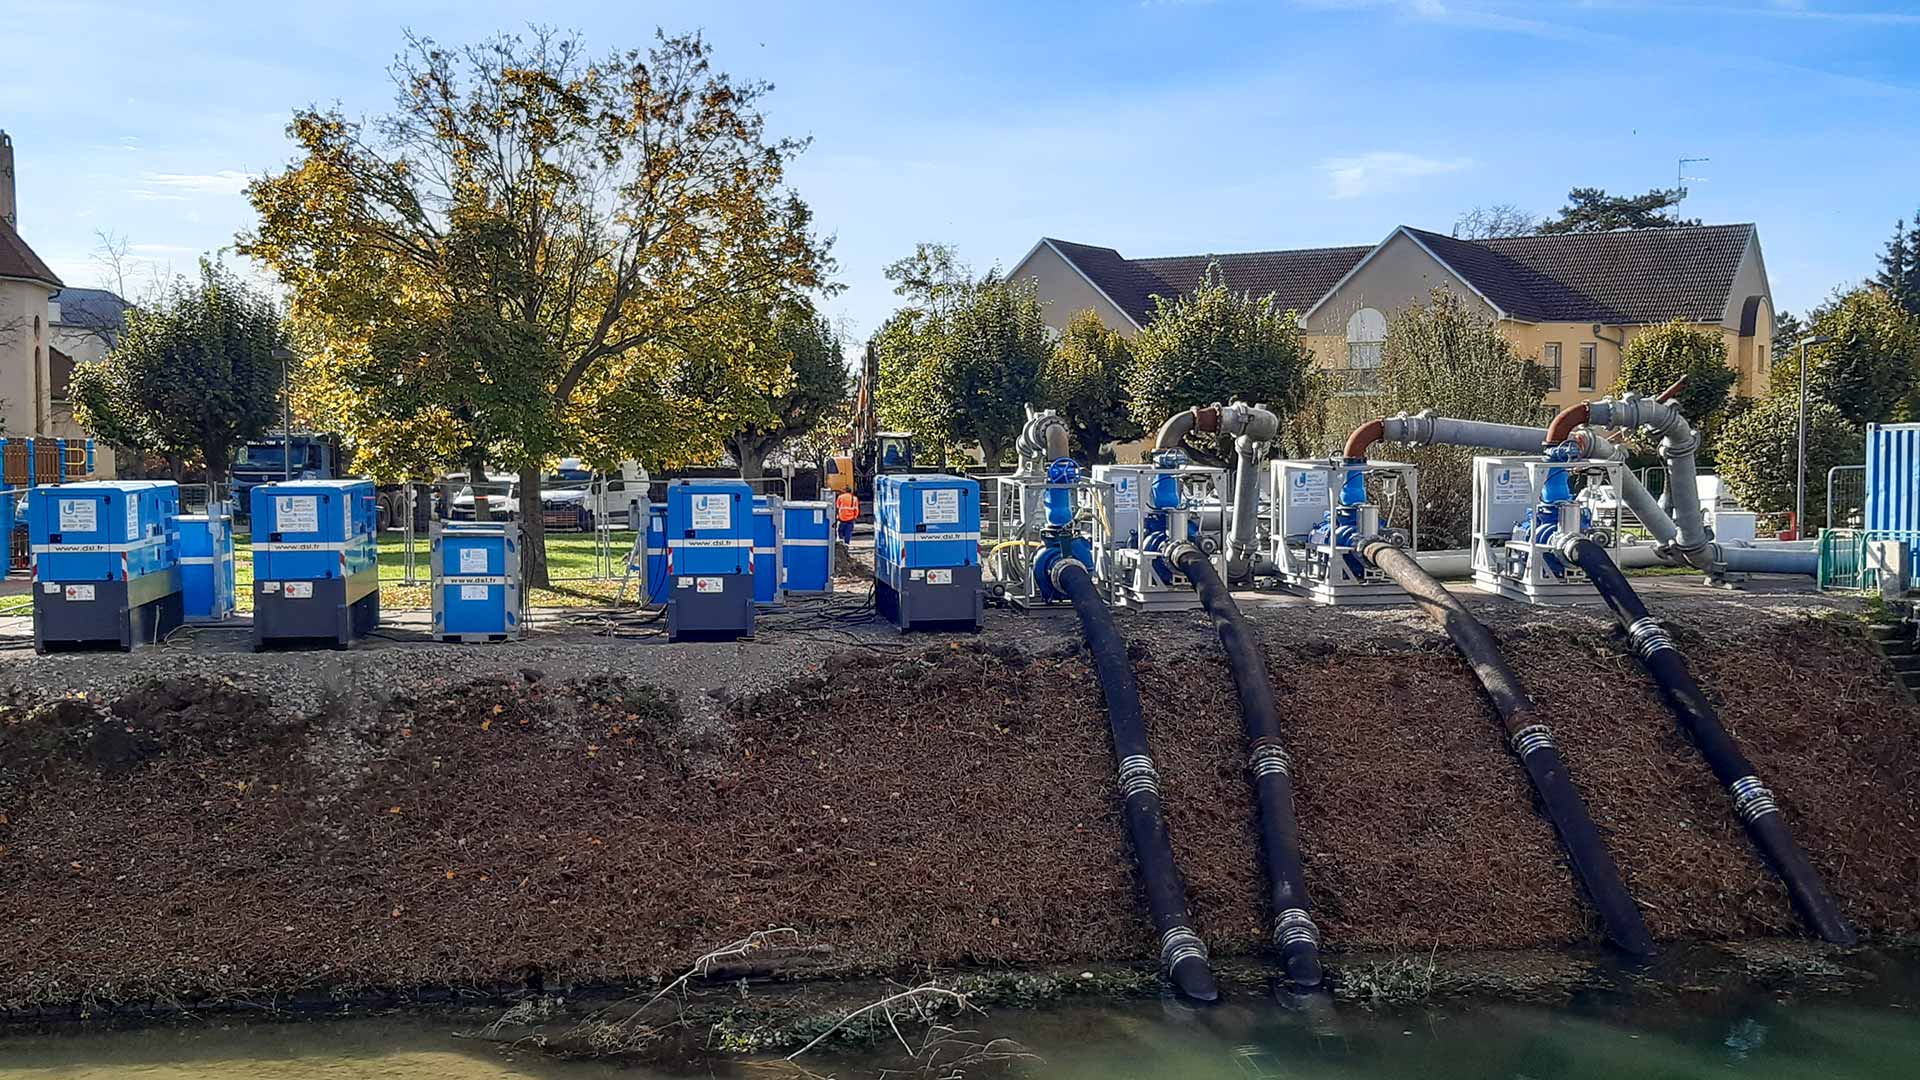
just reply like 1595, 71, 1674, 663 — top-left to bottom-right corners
1049, 558, 1221, 1002
1358, 539, 1655, 957
1718, 544, 1818, 576
1344, 411, 1625, 461
1555, 536, 1856, 945
1169, 542, 1323, 989
1578, 397, 1712, 569
1201, 402, 1281, 583
1014, 408, 1072, 479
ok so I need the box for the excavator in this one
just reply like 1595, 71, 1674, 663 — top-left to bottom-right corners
825, 342, 917, 516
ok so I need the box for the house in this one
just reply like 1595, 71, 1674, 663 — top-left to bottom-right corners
0, 130, 67, 439
1011, 224, 1774, 413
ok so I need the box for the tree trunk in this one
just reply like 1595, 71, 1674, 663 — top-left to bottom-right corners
203, 442, 228, 487
519, 463, 550, 590
467, 451, 492, 523
735, 437, 770, 480
979, 437, 1007, 470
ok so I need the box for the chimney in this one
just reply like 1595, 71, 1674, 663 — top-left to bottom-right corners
0, 130, 14, 229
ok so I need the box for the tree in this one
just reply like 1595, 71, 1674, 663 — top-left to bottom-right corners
1769, 286, 1920, 426
243, 29, 831, 586
1614, 320, 1738, 430
1373, 288, 1552, 546
68, 261, 285, 485
715, 299, 847, 478
1451, 203, 1536, 239
1041, 308, 1141, 462
1772, 309, 1806, 367
1878, 217, 1911, 309
1537, 187, 1700, 234
1716, 393, 1861, 530
1906, 212, 1920, 315
1127, 263, 1320, 457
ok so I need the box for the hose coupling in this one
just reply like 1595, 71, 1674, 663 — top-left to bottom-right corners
1046, 555, 1087, 592
1549, 532, 1586, 561
1249, 741, 1292, 779
1166, 540, 1206, 569
1509, 724, 1557, 758
1117, 754, 1161, 799
1274, 908, 1321, 950
1729, 775, 1781, 823
1625, 616, 1676, 659
1159, 925, 1210, 971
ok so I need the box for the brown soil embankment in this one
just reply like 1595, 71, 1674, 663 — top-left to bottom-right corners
0, 608, 1914, 1012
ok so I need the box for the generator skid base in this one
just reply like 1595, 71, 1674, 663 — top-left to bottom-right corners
877, 564, 984, 632
666, 573, 756, 642
33, 572, 184, 653
252, 570, 380, 650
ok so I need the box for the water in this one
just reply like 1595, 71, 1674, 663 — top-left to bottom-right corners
5, 957, 1919, 1079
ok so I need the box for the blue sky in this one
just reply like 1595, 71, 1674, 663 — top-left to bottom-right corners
3, 0, 1918, 342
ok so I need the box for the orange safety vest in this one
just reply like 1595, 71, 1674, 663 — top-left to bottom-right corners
836, 491, 860, 521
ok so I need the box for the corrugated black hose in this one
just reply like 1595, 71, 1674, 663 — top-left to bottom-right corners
1361, 539, 1655, 957
1051, 557, 1221, 1003
1558, 536, 1856, 946
1170, 543, 1324, 989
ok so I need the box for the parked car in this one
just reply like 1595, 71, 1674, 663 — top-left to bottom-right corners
449, 474, 520, 521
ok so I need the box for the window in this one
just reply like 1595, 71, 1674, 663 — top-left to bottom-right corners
1541, 342, 1562, 392
1345, 307, 1386, 391
1578, 343, 1597, 392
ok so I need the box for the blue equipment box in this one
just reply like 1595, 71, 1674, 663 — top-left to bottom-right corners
623, 498, 671, 606
753, 494, 783, 608
431, 521, 522, 641
664, 479, 754, 642
780, 500, 834, 594
249, 479, 380, 649
28, 480, 183, 651
178, 503, 237, 623
873, 474, 982, 632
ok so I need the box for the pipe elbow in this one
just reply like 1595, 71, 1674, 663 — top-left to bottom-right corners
1153, 410, 1198, 451
1343, 419, 1385, 461
1544, 403, 1590, 446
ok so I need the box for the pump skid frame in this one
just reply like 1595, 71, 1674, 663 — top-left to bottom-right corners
990, 474, 1105, 608
1089, 462, 1229, 612
1269, 458, 1419, 606
1471, 455, 1627, 605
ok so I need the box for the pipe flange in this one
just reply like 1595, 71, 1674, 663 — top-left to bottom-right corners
1117, 754, 1161, 800
1274, 908, 1321, 950
1160, 925, 1210, 971
1509, 724, 1556, 758
1729, 775, 1780, 823
1248, 742, 1292, 779
1626, 616, 1675, 659
1046, 555, 1087, 591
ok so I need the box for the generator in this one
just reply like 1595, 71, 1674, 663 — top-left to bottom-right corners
780, 499, 834, 594
752, 493, 784, 608
1269, 458, 1419, 605
431, 521, 523, 641
1470, 453, 1626, 604
177, 502, 237, 623
875, 472, 983, 631
250, 479, 380, 649
1089, 454, 1229, 611
28, 480, 182, 652
664, 479, 755, 642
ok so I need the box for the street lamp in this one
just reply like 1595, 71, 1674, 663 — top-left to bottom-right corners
1796, 334, 1833, 537
271, 344, 296, 482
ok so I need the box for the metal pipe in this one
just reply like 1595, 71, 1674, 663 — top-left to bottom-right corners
1584, 396, 1711, 568
1153, 409, 1200, 451
1359, 539, 1655, 957
1049, 558, 1221, 1002
1170, 542, 1322, 989
1348, 411, 1626, 461
1555, 536, 1856, 945
1718, 543, 1819, 576
1014, 406, 1071, 479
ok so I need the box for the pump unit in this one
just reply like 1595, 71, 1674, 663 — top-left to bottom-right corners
875, 473, 983, 631
752, 494, 784, 608
664, 479, 755, 642
1089, 454, 1229, 611
1471, 453, 1626, 604
1269, 458, 1419, 605
250, 479, 380, 649
29, 480, 182, 652
780, 500, 834, 594
990, 463, 1101, 608
177, 502, 237, 623
431, 521, 523, 641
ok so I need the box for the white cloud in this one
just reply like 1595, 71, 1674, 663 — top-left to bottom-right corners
136, 170, 255, 196
1318, 151, 1472, 198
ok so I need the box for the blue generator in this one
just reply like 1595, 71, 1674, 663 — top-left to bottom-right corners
177, 503, 237, 623
250, 479, 380, 649
753, 494, 783, 608
623, 497, 671, 606
431, 521, 522, 641
29, 480, 182, 652
665, 479, 754, 642
874, 473, 983, 632
780, 500, 834, 594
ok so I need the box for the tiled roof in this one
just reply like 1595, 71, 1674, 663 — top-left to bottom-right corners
1041, 223, 1756, 329
51, 287, 130, 331
0, 219, 61, 288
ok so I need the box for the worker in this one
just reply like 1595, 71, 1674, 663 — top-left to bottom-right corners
835, 488, 859, 545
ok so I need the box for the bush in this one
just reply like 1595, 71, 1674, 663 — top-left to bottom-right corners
1715, 393, 1861, 530
1770, 286, 1920, 427
1615, 320, 1738, 430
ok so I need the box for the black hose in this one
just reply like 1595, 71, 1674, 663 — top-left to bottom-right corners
1559, 537, 1857, 946
1361, 540, 1655, 957
1052, 558, 1220, 1003
1171, 544, 1322, 990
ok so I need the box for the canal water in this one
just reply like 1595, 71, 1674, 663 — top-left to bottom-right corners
4, 954, 1917, 1078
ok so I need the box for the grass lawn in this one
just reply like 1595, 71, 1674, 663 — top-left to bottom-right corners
0, 530, 644, 616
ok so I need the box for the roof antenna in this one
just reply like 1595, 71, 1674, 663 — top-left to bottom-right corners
1676, 156, 1709, 201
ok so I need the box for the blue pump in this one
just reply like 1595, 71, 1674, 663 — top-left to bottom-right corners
1512, 447, 1592, 577
1307, 466, 1371, 579
1045, 458, 1078, 527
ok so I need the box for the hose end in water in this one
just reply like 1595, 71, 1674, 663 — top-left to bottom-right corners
1161, 927, 1219, 1003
